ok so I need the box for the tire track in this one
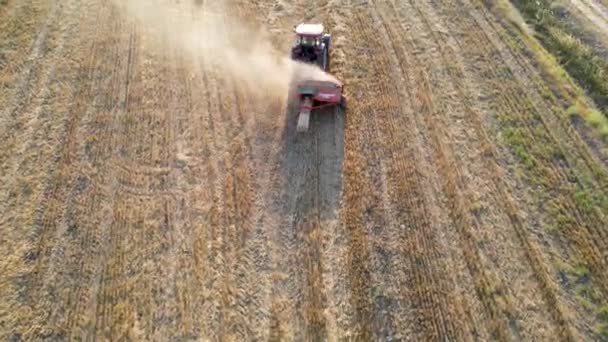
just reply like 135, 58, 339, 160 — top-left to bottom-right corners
159, 8, 215, 335
212, 71, 251, 341
92, 18, 145, 340
267, 103, 318, 340
172, 23, 220, 337
225, 1, 302, 338
107, 11, 203, 338
0, 0, 64, 221
175, 34, 226, 340
0, 0, 57, 127
0, 0, 49, 104
224, 77, 274, 340
166, 24, 216, 340
234, 0, 351, 338
291, 0, 392, 338
0, 0, 84, 338
223, 0, 344, 339
275, 0, 334, 330
304, 1, 360, 338
41, 0, 117, 338
76, 3, 131, 340
135, 16, 188, 339
189, 3, 235, 335
167, 47, 200, 341
184, 7, 270, 326
2, 0, 104, 337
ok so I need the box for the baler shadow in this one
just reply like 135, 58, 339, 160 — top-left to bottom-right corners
275, 99, 345, 226
264, 98, 345, 338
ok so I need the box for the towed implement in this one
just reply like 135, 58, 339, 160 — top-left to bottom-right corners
294, 80, 344, 132
290, 23, 346, 133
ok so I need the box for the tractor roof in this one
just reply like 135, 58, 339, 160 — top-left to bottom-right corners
295, 23, 324, 36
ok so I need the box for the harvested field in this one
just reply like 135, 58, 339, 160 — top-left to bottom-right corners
1, 0, 608, 340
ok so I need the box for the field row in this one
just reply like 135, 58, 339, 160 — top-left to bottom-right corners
1, 0, 607, 339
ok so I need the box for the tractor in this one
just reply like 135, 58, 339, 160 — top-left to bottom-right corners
290, 23, 345, 133
291, 23, 331, 71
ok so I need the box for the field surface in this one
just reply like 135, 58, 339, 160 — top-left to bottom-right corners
1, 0, 608, 340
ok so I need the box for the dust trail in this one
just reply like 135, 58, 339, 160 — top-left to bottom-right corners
111, 0, 340, 100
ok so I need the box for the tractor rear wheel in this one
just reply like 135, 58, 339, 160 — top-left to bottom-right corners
322, 36, 331, 72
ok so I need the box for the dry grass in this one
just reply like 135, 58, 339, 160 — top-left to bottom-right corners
2, 0, 608, 340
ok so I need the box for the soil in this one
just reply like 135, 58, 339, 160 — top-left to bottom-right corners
1, 0, 607, 340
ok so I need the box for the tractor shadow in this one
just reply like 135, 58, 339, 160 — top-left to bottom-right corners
275, 98, 345, 228
265, 96, 345, 338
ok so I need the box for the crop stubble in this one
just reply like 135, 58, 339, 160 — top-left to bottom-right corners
1, 0, 608, 340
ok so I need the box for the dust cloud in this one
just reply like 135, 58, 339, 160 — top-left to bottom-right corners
111, 0, 340, 99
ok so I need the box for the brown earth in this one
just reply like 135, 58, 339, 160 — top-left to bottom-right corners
1, 0, 607, 340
